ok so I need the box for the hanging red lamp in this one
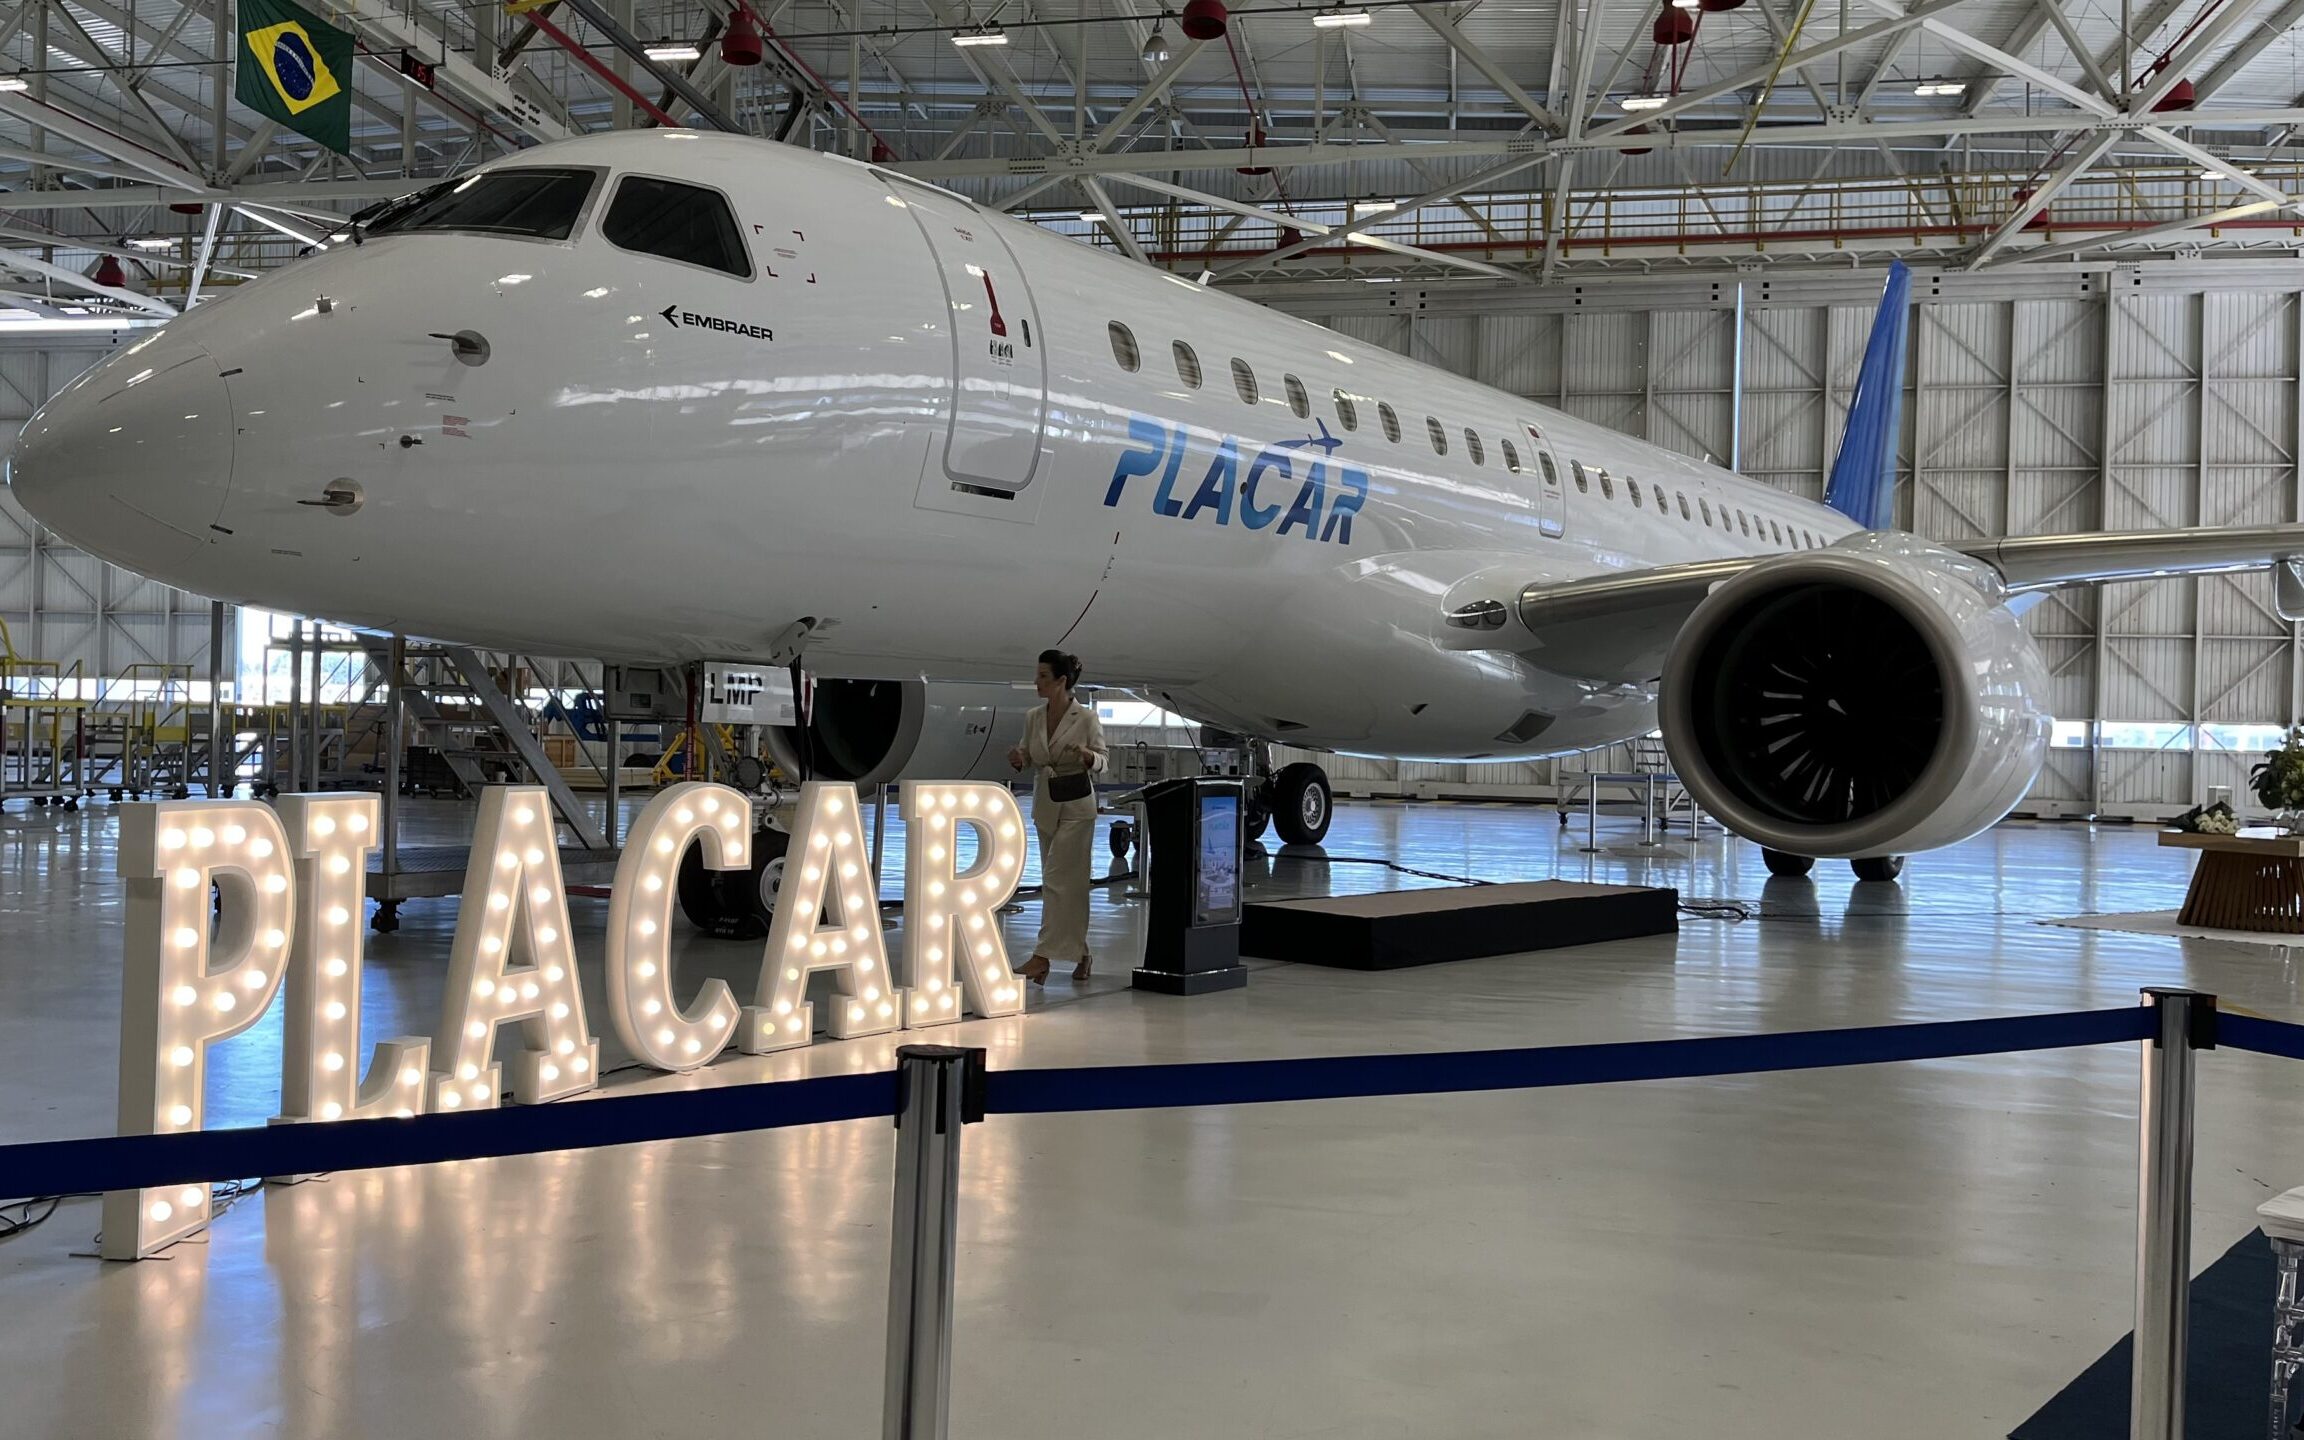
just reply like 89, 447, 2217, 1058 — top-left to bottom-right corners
720, 7, 765, 67
1236, 127, 1271, 175
1180, 0, 1228, 40
2151, 76, 2196, 111
90, 254, 128, 288
1652, 7, 1696, 44
1698, 0, 1746, 11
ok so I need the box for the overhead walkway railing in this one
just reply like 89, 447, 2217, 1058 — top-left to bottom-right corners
0, 991, 2273, 1440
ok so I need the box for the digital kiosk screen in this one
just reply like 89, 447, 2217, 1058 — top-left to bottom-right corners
1194, 789, 1241, 925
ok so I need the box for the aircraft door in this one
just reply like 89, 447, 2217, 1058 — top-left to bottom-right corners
1523, 423, 1568, 538
881, 175, 1048, 494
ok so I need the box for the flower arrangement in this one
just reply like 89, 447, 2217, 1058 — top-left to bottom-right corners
2251, 727, 2304, 827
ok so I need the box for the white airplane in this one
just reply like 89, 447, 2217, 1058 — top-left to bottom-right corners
11, 129, 2304, 917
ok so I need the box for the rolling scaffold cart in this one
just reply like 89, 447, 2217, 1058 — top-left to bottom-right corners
0, 617, 86, 813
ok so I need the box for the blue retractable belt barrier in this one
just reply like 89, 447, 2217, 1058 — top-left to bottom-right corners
0, 1008, 2162, 1203
0, 1070, 895, 1203
984, 1007, 2158, 1116
2216, 1012, 2304, 1062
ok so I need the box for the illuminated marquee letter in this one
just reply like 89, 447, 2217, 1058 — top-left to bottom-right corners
103, 801, 295, 1260
900, 782, 1026, 1025
607, 783, 751, 1072
739, 782, 896, 1051
275, 794, 429, 1124
430, 787, 599, 1109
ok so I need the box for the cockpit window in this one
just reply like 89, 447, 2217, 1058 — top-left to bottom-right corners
602, 175, 752, 279
364, 167, 599, 241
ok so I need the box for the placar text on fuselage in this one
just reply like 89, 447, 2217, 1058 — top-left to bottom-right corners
1104, 415, 1368, 545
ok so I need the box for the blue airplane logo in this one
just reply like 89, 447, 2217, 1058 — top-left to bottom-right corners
1276, 418, 1344, 457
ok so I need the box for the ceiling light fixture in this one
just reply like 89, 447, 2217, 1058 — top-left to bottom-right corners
1079, 211, 1105, 223
1913, 81, 1966, 96
125, 237, 176, 252
952, 25, 1009, 45
642, 38, 700, 61
1141, 26, 1171, 62
0, 76, 29, 94
1313, 6, 1372, 25
1619, 94, 1670, 111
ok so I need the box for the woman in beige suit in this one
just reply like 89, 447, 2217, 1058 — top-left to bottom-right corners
1007, 649, 1107, 984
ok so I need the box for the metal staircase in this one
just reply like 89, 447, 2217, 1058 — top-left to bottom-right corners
358, 637, 607, 850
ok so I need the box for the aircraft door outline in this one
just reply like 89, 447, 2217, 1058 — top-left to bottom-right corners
877, 174, 1049, 496
1523, 423, 1568, 539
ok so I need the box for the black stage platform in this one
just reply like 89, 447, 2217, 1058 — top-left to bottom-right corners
1241, 881, 1678, 970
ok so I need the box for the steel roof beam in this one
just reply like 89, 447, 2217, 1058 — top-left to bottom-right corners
1100, 170, 1518, 280
1416, 5, 1563, 135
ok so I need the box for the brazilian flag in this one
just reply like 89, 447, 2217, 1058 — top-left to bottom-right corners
235, 0, 353, 154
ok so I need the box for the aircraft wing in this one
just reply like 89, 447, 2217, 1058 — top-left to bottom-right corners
1453, 524, 2304, 685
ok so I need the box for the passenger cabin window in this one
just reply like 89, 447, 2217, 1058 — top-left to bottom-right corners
367, 166, 599, 241
1538, 452, 1558, 487
1379, 402, 1401, 443
1738, 512, 1752, 536
1427, 417, 1448, 455
1284, 374, 1310, 419
1677, 493, 1691, 521
1172, 341, 1202, 389
1231, 358, 1259, 406
1108, 322, 1140, 372
1652, 484, 1666, 512
1334, 389, 1359, 431
1501, 438, 1521, 473
1629, 479, 1643, 508
602, 175, 751, 278
1572, 460, 1588, 493
1466, 430, 1485, 466
1598, 470, 1615, 500
1770, 519, 1784, 545
1699, 498, 1714, 526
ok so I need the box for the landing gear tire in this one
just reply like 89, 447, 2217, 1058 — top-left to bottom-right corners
1850, 854, 1905, 882
370, 900, 401, 934
677, 827, 789, 939
1108, 819, 1133, 863
1272, 763, 1333, 847
1762, 848, 1815, 878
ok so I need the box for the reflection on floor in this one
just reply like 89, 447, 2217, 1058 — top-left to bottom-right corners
2, 798, 2301, 1439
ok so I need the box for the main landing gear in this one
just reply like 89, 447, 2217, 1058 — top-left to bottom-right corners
1241, 757, 1333, 847
677, 827, 792, 938
1762, 848, 1906, 882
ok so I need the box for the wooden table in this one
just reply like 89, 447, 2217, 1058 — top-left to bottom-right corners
2158, 829, 2304, 933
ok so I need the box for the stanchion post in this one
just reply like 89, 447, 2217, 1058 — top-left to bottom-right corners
884, 1044, 986, 1440
2133, 986, 2215, 1440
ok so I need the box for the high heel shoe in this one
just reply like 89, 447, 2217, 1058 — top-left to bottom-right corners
1020, 955, 1052, 985
1071, 956, 1092, 983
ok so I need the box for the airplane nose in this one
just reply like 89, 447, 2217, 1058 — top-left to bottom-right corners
7, 340, 235, 574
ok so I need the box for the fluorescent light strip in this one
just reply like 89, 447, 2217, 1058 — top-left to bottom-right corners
1313, 7, 1372, 26
643, 42, 700, 60
0, 77, 28, 94
1619, 94, 1670, 111
951, 27, 1009, 45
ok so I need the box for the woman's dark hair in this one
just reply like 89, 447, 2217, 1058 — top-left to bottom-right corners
1038, 648, 1083, 690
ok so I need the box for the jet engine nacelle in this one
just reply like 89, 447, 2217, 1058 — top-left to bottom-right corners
1657, 533, 2051, 860
764, 678, 1029, 790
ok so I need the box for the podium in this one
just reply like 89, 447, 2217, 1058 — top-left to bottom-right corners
1130, 777, 1250, 995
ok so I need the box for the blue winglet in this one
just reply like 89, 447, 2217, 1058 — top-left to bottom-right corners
1823, 260, 1912, 531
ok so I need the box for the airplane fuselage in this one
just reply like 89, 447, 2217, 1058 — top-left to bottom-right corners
10, 131, 1860, 760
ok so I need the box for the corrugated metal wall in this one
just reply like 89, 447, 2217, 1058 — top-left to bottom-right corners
1274, 267, 2304, 817
0, 344, 229, 683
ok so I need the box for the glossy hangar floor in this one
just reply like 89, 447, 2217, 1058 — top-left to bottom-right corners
2, 801, 2300, 1440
